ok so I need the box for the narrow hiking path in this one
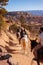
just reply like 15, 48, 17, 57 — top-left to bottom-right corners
0, 30, 41, 65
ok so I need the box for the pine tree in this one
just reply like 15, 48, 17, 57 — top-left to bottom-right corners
0, 0, 9, 35
0, 0, 9, 7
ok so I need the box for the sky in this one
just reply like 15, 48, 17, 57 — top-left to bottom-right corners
4, 0, 43, 11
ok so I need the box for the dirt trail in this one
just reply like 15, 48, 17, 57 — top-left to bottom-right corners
0, 30, 42, 65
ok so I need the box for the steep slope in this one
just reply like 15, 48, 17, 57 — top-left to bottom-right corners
0, 29, 40, 65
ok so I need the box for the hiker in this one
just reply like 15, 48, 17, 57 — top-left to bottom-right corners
16, 28, 20, 38
16, 28, 21, 43
33, 27, 43, 59
20, 28, 26, 39
16, 27, 26, 44
20, 28, 29, 54
23, 33, 29, 54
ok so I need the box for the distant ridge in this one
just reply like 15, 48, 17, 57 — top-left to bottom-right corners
8, 10, 43, 16
5, 10, 43, 24
27, 10, 43, 16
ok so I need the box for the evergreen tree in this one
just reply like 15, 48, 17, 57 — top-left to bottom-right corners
0, 0, 9, 35
0, 0, 9, 7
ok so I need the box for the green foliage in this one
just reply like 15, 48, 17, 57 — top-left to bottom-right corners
0, 15, 3, 30
0, 0, 9, 35
0, 16, 7, 31
0, 0, 9, 14
0, 21, 2, 30
9, 24, 19, 33
0, 0, 9, 7
0, 8, 7, 15
20, 15, 26, 25
0, 15, 3, 21
0, 0, 8, 15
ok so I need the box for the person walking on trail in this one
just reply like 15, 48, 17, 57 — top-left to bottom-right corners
17, 28, 25, 44
16, 28, 21, 43
33, 27, 43, 59
20, 28, 30, 54
20, 28, 26, 39
23, 32, 29, 54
